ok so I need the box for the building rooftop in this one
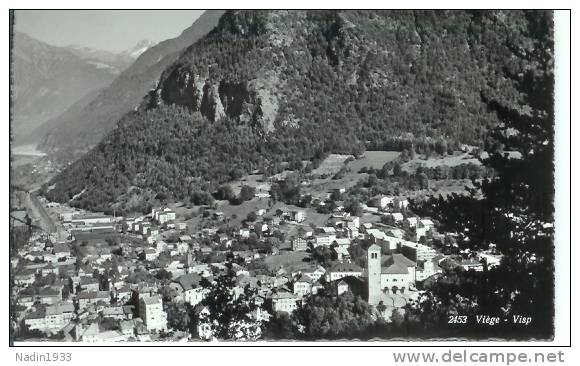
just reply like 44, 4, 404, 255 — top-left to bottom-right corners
382, 263, 409, 275
173, 273, 203, 291
368, 243, 381, 252
271, 292, 298, 300
383, 253, 416, 268
329, 261, 363, 273
141, 296, 162, 306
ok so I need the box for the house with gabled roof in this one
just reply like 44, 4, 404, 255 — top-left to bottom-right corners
169, 273, 209, 306
292, 274, 314, 297
271, 291, 300, 313
36, 287, 61, 305
14, 268, 36, 286
53, 243, 71, 259
79, 276, 100, 292
78, 290, 110, 310
337, 280, 349, 296
326, 261, 363, 282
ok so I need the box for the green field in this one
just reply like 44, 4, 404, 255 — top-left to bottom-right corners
264, 251, 312, 272
229, 174, 271, 196
312, 154, 351, 176
402, 152, 481, 172
348, 151, 401, 171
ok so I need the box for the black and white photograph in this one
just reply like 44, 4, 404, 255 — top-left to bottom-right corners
6, 5, 571, 350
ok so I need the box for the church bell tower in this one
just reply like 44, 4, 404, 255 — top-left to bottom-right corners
367, 244, 381, 306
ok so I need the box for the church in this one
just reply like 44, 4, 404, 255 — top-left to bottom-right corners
366, 244, 417, 306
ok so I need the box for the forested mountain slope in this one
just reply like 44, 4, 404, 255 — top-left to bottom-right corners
44, 10, 551, 214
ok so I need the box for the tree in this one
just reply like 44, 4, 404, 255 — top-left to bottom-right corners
197, 262, 263, 340
435, 140, 448, 156
472, 12, 554, 337
239, 185, 256, 202
392, 162, 402, 177
330, 190, 343, 201
166, 302, 192, 332
246, 211, 258, 222
366, 173, 378, 188
376, 301, 387, 314
311, 246, 335, 267
345, 200, 363, 217
294, 291, 377, 340
263, 311, 296, 339
417, 172, 429, 190
9, 226, 30, 257
191, 191, 214, 206
390, 308, 405, 326
407, 12, 555, 339
34, 273, 56, 287
155, 268, 173, 281
269, 175, 301, 204
214, 184, 235, 201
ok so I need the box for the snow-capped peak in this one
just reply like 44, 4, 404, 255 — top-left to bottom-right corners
124, 40, 156, 59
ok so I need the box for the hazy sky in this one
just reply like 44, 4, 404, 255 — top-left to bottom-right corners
12, 10, 204, 53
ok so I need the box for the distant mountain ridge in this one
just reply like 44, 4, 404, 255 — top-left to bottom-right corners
65, 43, 142, 73
38, 10, 225, 155
44, 10, 550, 214
10, 32, 127, 145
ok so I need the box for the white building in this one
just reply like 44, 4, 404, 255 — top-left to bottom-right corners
139, 296, 168, 332
337, 280, 349, 296
271, 292, 300, 313
398, 241, 438, 262
292, 237, 308, 251
415, 219, 435, 241
69, 213, 113, 225
379, 196, 394, 209
152, 207, 176, 224
291, 211, 305, 223
326, 262, 363, 282
314, 234, 336, 247
293, 275, 314, 297
344, 215, 360, 228
24, 303, 75, 333
390, 212, 404, 222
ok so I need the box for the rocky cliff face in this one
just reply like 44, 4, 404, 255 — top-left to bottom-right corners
156, 71, 270, 126
147, 11, 300, 133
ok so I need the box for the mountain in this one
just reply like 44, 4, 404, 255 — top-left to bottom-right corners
122, 39, 156, 59
65, 44, 136, 73
44, 10, 551, 214
10, 32, 125, 145
66, 40, 156, 70
38, 10, 225, 155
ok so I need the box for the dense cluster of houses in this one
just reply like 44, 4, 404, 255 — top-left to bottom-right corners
11, 190, 502, 342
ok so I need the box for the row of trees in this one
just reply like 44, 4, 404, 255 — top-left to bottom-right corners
405, 10, 555, 339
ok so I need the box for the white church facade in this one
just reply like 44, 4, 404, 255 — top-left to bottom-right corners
367, 244, 417, 306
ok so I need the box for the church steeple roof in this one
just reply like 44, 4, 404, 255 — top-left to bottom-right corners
368, 243, 381, 252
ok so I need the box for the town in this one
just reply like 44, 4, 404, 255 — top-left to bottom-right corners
9, 156, 504, 342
